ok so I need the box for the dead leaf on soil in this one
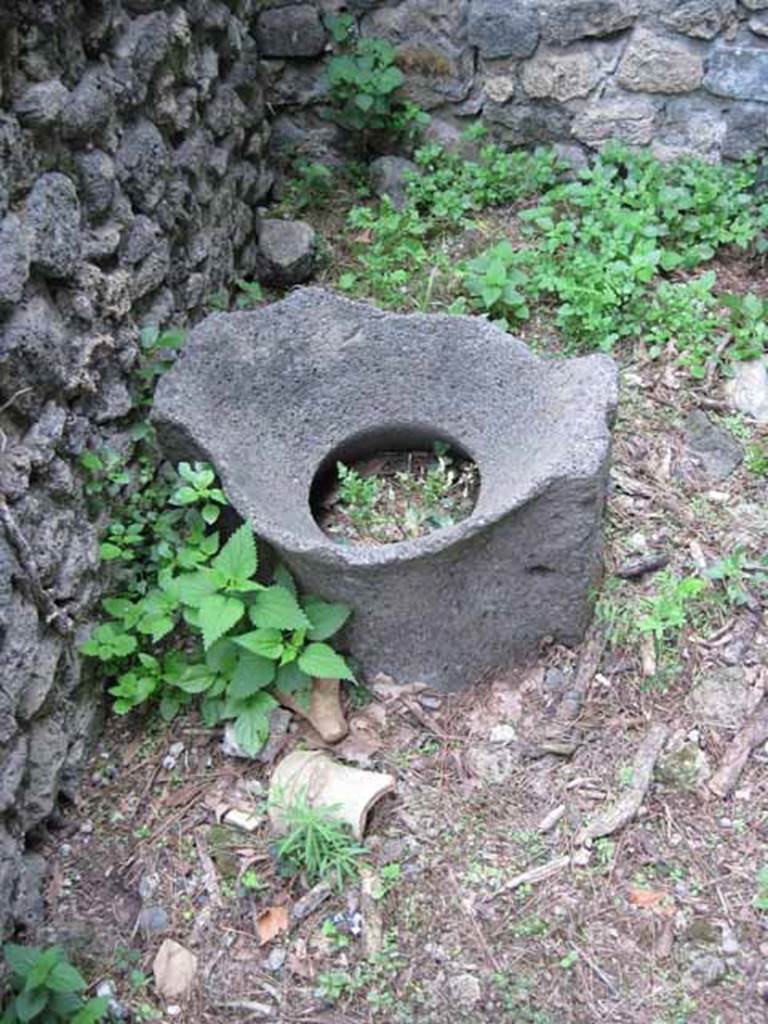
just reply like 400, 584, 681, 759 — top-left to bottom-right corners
257, 905, 289, 946
628, 887, 670, 912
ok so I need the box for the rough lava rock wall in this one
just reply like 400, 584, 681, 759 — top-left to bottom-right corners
273, 0, 768, 164
0, 0, 278, 938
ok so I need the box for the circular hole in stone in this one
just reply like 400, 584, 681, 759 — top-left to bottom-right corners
310, 424, 480, 546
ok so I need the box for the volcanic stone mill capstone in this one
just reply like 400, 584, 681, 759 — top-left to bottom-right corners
152, 288, 618, 691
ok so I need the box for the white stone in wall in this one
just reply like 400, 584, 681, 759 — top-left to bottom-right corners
521, 48, 603, 102
617, 28, 704, 94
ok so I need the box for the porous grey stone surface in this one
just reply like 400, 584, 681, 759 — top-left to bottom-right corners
153, 288, 618, 692
255, 219, 316, 286
704, 45, 768, 102
369, 155, 419, 210
684, 410, 743, 481
468, 0, 541, 59
0, 0, 276, 939
257, 5, 326, 57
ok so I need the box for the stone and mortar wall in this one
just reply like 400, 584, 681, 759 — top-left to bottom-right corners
0, 0, 285, 937
269, 0, 768, 164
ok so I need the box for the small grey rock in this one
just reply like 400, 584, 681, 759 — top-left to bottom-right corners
15, 80, 69, 128
446, 972, 481, 1008
369, 156, 419, 211
721, 927, 740, 955
26, 172, 82, 279
75, 150, 116, 219
265, 946, 286, 972
684, 410, 743, 481
0, 214, 30, 308
137, 905, 170, 934
686, 953, 726, 988
724, 358, 768, 424
257, 5, 325, 57
687, 667, 762, 731
256, 219, 315, 286
61, 68, 114, 139
468, 0, 540, 58
489, 724, 517, 744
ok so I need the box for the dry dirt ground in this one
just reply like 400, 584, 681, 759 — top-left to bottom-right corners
35, 255, 768, 1024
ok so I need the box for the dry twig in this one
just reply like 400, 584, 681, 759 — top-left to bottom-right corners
576, 723, 669, 846
709, 697, 768, 798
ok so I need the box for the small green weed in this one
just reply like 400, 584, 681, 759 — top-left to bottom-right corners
754, 865, 768, 910
324, 27, 428, 151
80, 460, 355, 755
326, 446, 478, 544
1, 944, 108, 1024
272, 789, 366, 888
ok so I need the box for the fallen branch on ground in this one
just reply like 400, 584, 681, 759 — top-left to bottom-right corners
576, 722, 669, 846
556, 623, 607, 723
709, 697, 768, 798
484, 854, 571, 902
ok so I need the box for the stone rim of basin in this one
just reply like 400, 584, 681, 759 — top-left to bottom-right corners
151, 287, 618, 570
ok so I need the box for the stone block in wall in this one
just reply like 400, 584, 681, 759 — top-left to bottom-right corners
704, 45, 768, 102
0, 215, 30, 310
116, 118, 169, 213
521, 47, 604, 101
256, 5, 326, 58
722, 102, 768, 157
0, 735, 28, 814
26, 172, 82, 280
112, 12, 172, 109
18, 715, 68, 830
572, 95, 658, 147
14, 80, 69, 129
75, 150, 116, 220
0, 826, 20, 937
61, 67, 115, 140
617, 29, 704, 93
362, 0, 475, 108
660, 0, 735, 40
261, 59, 331, 108
540, 0, 639, 46
742, 0, 768, 9
651, 96, 726, 162
485, 100, 573, 144
1, 292, 74, 417
750, 12, 768, 35
467, 0, 540, 59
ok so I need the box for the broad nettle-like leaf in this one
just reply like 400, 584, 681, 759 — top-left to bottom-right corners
298, 642, 355, 681
234, 628, 284, 660
302, 597, 351, 641
199, 594, 245, 649
249, 586, 310, 631
212, 522, 257, 583
228, 652, 276, 700
232, 692, 279, 755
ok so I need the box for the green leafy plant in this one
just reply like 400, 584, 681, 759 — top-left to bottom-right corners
745, 439, 768, 477
637, 571, 709, 650
233, 279, 263, 309
80, 462, 355, 755
282, 160, 335, 212
325, 32, 428, 150
335, 462, 381, 531
1, 944, 108, 1024
272, 789, 366, 888
459, 239, 530, 328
